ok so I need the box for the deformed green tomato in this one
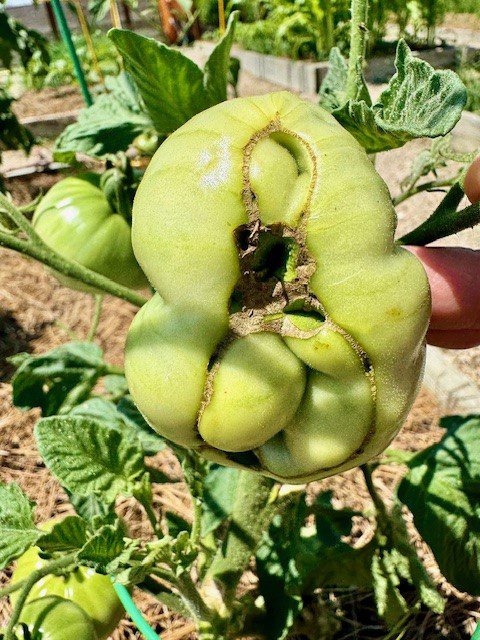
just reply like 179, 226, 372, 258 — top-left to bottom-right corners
32, 176, 147, 292
16, 596, 98, 640
11, 521, 124, 640
125, 91, 430, 483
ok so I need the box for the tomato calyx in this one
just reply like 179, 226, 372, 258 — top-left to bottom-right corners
100, 154, 137, 223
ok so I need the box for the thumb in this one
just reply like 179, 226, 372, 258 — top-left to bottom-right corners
464, 156, 480, 204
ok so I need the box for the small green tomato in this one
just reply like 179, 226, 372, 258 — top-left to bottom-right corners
11, 521, 124, 640
32, 176, 147, 292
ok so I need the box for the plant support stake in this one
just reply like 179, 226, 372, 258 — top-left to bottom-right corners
49, 0, 93, 107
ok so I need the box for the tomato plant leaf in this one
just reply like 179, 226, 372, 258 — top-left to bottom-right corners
256, 501, 305, 640
9, 341, 106, 416
109, 29, 211, 135
35, 416, 147, 503
0, 12, 49, 72
166, 511, 192, 538
139, 578, 193, 618
398, 414, 480, 595
117, 396, 167, 455
78, 523, 126, 572
318, 47, 370, 112
0, 483, 40, 569
54, 72, 153, 157
71, 397, 129, 431
37, 515, 88, 555
321, 40, 467, 153
388, 504, 444, 614
203, 11, 239, 104
71, 396, 166, 456
371, 550, 409, 628
0, 88, 34, 155
103, 373, 129, 400
201, 466, 240, 537
68, 490, 117, 525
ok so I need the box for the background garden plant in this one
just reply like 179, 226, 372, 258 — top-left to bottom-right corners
0, 0, 479, 638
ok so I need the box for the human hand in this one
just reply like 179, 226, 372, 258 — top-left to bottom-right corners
407, 157, 480, 349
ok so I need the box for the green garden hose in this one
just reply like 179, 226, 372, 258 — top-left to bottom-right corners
472, 623, 480, 640
113, 582, 161, 640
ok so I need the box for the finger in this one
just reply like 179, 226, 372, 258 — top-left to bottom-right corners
425, 329, 480, 349
407, 246, 480, 336
464, 156, 480, 204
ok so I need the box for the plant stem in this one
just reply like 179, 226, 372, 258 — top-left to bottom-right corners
361, 464, 390, 525
105, 364, 125, 376
218, 0, 226, 32
0, 230, 148, 309
0, 579, 26, 599
139, 497, 163, 538
87, 293, 104, 341
346, 0, 369, 100
72, 0, 104, 81
190, 497, 202, 548
110, 0, 122, 29
4, 553, 77, 640
399, 200, 480, 246
393, 178, 455, 206
205, 471, 275, 606
176, 572, 213, 621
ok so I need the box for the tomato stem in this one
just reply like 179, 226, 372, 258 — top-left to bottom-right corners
399, 198, 480, 246
0, 193, 149, 308
87, 293, 104, 342
4, 552, 77, 640
361, 464, 390, 528
346, 0, 369, 101
393, 178, 456, 206
205, 471, 275, 607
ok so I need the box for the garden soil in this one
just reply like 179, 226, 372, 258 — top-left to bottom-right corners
1, 73, 479, 639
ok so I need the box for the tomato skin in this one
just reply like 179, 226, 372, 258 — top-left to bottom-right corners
17, 596, 98, 640
125, 91, 431, 483
11, 522, 124, 640
32, 176, 148, 292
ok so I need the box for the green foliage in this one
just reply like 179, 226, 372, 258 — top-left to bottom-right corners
109, 11, 239, 136
234, 0, 350, 61
55, 72, 153, 157
32, 31, 119, 90
0, 483, 40, 569
0, 11, 49, 72
0, 88, 34, 156
9, 341, 109, 416
398, 415, 480, 595
35, 415, 148, 504
319, 40, 467, 153
54, 14, 239, 158
458, 62, 480, 114
2, 3, 480, 637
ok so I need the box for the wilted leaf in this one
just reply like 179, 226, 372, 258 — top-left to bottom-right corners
320, 41, 466, 153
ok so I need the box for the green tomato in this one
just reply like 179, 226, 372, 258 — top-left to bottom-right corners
11, 521, 124, 640
32, 176, 148, 292
17, 596, 98, 640
125, 91, 430, 483
134, 132, 160, 156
